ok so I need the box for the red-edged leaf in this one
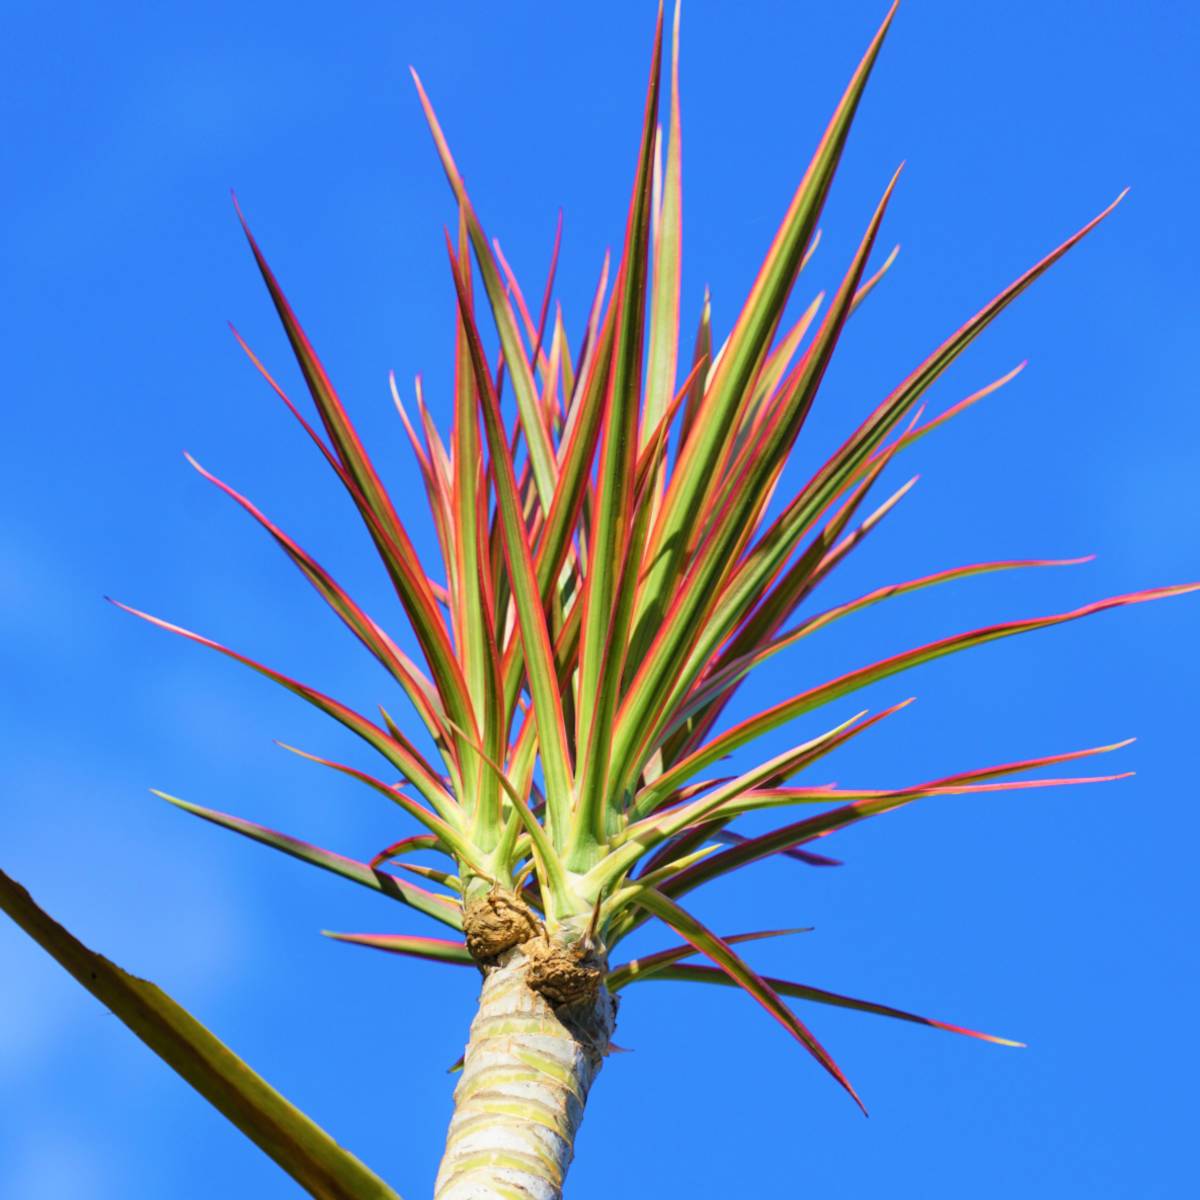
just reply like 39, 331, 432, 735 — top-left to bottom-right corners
709, 827, 842, 867
275, 742, 486, 873
678, 286, 712, 445
607, 926, 811, 988
184, 453, 453, 759
233, 204, 476, 746
670, 583, 1197, 774
410, 72, 559, 511
616, 166, 903, 799
638, 963, 1023, 1047
642, 0, 684, 446
448, 210, 504, 832
110, 599, 455, 815
632, 885, 865, 1113
849, 242, 900, 314
321, 931, 473, 966
660, 740, 1136, 901
370, 833, 441, 869
445, 239, 576, 840
687, 555, 1097, 729
571, 4, 665, 853
637, 2, 899, 633
729, 194, 1129, 650
154, 791, 462, 930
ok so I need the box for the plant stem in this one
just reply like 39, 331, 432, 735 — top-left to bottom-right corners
435, 943, 615, 1199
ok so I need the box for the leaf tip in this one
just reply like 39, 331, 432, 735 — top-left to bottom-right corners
230, 189, 251, 233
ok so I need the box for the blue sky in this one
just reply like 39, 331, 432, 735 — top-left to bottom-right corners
2, 1, 1197, 1196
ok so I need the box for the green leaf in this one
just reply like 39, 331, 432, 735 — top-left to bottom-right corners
686, 555, 1096, 727
613, 166, 902, 799
674, 438, 915, 756
658, 740, 1136, 902
642, 0, 684, 445
448, 211, 505, 845
631, 963, 1023, 1047
233, 203, 475, 746
0, 868, 402, 1200
588, 706, 895, 895
668, 582, 1196, 777
445, 241, 576, 846
570, 4, 665, 859
628, 885, 865, 1112
155, 791, 463, 930
607, 926, 810, 988
322, 931, 474, 966
634, 1, 899, 645
111, 599, 456, 818
184, 453, 454, 769
409, 72, 559, 513
275, 743, 488, 876
722, 193, 1129, 655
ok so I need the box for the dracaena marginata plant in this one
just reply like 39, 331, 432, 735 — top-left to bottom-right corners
2, 3, 1193, 1198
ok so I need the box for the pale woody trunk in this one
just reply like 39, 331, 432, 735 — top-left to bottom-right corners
434, 941, 616, 1200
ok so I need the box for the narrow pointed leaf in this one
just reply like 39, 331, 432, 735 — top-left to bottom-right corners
638, 2, 899, 624
616, 167, 903, 796
276, 743, 486, 874
110, 599, 456, 815
635, 962, 1023, 1047
445, 243, 575, 838
669, 583, 1197, 772
572, 6, 665, 851
630, 885, 865, 1112
661, 743, 1136, 900
410, 72, 559, 511
322, 931, 473, 966
185, 453, 452, 756
691, 555, 1097, 723
607, 926, 810, 988
156, 791, 462, 930
725, 193, 1129, 650
233, 203, 475, 745
642, 0, 684, 444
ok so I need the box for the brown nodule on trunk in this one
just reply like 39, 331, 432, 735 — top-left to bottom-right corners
462, 890, 542, 961
463, 891, 605, 1010
524, 939, 604, 1008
